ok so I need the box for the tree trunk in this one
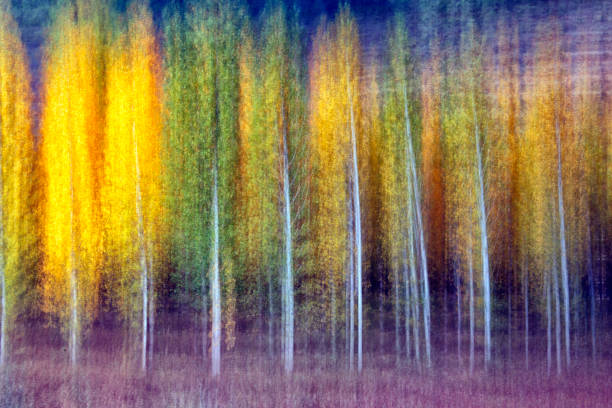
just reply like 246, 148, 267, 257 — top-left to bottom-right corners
553, 253, 562, 376
546, 267, 552, 376
555, 117, 570, 368
331, 276, 337, 362
0, 136, 5, 366
393, 259, 400, 366
148, 252, 154, 367
456, 264, 462, 365
349, 202, 355, 371
473, 102, 491, 367
408, 222, 420, 365
211, 162, 221, 377
202, 278, 208, 360
469, 244, 474, 375
69, 128, 78, 367
524, 261, 529, 369
403, 87, 430, 367
133, 121, 148, 373
280, 104, 294, 373
347, 60, 362, 373
267, 255, 273, 358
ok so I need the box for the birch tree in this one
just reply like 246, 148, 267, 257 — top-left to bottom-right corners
189, 0, 241, 376
103, 2, 162, 372
40, 0, 107, 366
0, 2, 36, 367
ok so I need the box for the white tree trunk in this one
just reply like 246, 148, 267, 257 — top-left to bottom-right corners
555, 117, 570, 367
331, 275, 337, 362
347, 65, 363, 373
70, 259, 77, 367
132, 121, 148, 373
0, 242, 4, 367
546, 267, 552, 376
524, 262, 529, 369
349, 205, 355, 371
211, 161, 221, 377
403, 87, 430, 367
147, 252, 154, 366
468, 245, 475, 374
473, 102, 491, 366
553, 254, 561, 376
69, 131, 78, 367
202, 279, 208, 360
393, 259, 400, 366
408, 223, 420, 364
281, 103, 294, 374
0, 135, 5, 366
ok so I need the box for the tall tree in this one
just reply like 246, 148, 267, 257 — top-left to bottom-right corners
163, 5, 212, 360
40, 0, 107, 366
188, 0, 241, 376
103, 1, 162, 372
382, 13, 430, 367
0, 2, 36, 366
260, 4, 308, 373
442, 21, 494, 368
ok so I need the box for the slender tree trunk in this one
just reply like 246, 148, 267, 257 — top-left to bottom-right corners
408, 223, 420, 364
553, 253, 562, 376
282, 148, 293, 371
546, 267, 552, 376
268, 256, 273, 358
211, 161, 221, 377
349, 204, 355, 371
148, 252, 154, 367
282, 142, 293, 372
280, 99, 294, 374
133, 121, 148, 373
473, 101, 491, 367
456, 260, 462, 365
347, 61, 363, 372
345, 259, 349, 365
524, 261, 529, 369
69, 129, 78, 367
378, 265, 384, 353
0, 241, 4, 367
393, 259, 400, 366
0, 135, 5, 366
202, 278, 208, 360
148, 252, 155, 365
469, 243, 474, 375
331, 276, 337, 362
555, 117, 570, 368
403, 87, 430, 367
70, 249, 78, 367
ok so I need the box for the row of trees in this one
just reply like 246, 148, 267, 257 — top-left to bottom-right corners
0, 0, 609, 377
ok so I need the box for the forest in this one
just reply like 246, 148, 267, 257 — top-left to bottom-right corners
0, 0, 611, 406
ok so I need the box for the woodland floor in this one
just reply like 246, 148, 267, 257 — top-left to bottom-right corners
1, 326, 611, 407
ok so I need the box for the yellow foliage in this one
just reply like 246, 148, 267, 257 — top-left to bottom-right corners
102, 4, 162, 322
40, 7, 105, 331
0, 5, 36, 322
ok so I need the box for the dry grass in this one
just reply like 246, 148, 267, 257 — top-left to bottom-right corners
1, 326, 610, 407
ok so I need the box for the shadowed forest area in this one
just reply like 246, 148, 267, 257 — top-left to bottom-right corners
0, 0, 611, 406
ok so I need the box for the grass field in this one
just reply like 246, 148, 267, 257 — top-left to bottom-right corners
1, 325, 610, 407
